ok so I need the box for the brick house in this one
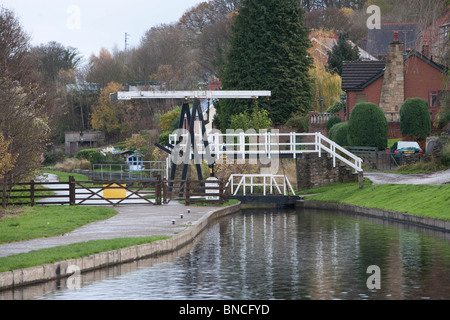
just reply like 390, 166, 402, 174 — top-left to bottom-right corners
340, 31, 448, 138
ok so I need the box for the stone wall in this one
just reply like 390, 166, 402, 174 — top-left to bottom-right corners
401, 153, 439, 166
296, 153, 358, 190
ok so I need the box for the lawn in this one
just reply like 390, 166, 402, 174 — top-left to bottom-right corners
0, 206, 118, 244
41, 170, 90, 182
0, 205, 174, 273
0, 236, 171, 273
0, 170, 237, 273
298, 180, 450, 221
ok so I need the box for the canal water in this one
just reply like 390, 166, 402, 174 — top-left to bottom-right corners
14, 208, 450, 300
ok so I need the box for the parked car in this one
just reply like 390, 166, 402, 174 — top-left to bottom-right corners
390, 141, 423, 162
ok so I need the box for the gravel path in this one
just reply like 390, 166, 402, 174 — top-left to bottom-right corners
364, 169, 450, 185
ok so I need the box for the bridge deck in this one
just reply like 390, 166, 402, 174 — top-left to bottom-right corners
230, 195, 300, 208
168, 132, 363, 173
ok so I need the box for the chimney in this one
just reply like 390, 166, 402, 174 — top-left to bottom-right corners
422, 40, 430, 58
379, 30, 404, 115
393, 30, 399, 43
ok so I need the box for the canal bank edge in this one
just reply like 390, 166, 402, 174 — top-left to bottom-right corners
297, 199, 450, 233
0, 203, 241, 291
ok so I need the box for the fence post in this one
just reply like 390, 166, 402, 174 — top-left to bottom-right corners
163, 178, 168, 204
155, 175, 162, 205
69, 175, 75, 205
358, 171, 364, 189
219, 179, 225, 204
30, 180, 35, 207
185, 179, 190, 206
2, 178, 7, 209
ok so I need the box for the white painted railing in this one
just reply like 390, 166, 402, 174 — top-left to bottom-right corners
168, 131, 363, 172
227, 174, 296, 196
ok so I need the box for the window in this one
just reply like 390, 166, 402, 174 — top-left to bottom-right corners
440, 24, 450, 40
429, 90, 450, 107
429, 91, 439, 107
356, 93, 367, 104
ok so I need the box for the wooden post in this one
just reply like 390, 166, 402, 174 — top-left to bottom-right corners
155, 175, 162, 205
163, 178, 167, 204
358, 171, 364, 189
219, 179, 225, 204
185, 179, 190, 206
69, 175, 75, 205
30, 180, 35, 207
2, 178, 6, 209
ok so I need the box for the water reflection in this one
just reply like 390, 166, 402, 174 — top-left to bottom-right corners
6, 207, 450, 300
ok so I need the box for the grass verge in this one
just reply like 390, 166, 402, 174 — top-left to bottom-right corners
40, 170, 90, 182
0, 206, 118, 244
0, 236, 171, 273
298, 180, 450, 221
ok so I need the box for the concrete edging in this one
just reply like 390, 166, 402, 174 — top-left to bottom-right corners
0, 203, 241, 291
297, 200, 450, 233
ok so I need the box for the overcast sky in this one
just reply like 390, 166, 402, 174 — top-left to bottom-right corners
1, 0, 202, 62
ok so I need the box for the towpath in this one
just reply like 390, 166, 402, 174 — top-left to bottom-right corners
364, 169, 450, 185
0, 174, 222, 258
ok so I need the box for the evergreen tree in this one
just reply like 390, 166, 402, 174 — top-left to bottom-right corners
347, 102, 388, 150
400, 98, 431, 140
217, 0, 313, 129
327, 31, 360, 76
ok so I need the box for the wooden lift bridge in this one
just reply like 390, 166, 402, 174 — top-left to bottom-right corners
111, 90, 363, 197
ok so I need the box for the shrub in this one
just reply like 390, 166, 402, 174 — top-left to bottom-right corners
157, 131, 171, 146
400, 98, 431, 140
75, 149, 105, 165
54, 158, 91, 172
348, 102, 388, 150
329, 121, 349, 146
326, 101, 343, 113
326, 115, 342, 133
42, 151, 67, 166
230, 107, 272, 131
442, 141, 450, 167
285, 112, 309, 132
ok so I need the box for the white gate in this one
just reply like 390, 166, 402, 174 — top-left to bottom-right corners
227, 174, 295, 196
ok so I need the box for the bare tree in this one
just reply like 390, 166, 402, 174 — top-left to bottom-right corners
0, 7, 50, 190
0, 6, 33, 84
0, 77, 50, 186
86, 48, 127, 89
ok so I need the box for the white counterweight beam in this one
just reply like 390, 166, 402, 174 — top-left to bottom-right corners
111, 90, 271, 101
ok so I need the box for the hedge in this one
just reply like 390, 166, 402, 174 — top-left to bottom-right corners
329, 121, 349, 147
348, 102, 388, 150
400, 97, 431, 140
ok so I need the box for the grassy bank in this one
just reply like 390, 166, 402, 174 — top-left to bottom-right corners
0, 206, 118, 244
0, 236, 171, 273
298, 180, 450, 221
0, 205, 173, 273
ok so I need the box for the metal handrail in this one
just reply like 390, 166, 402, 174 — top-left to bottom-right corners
168, 132, 363, 172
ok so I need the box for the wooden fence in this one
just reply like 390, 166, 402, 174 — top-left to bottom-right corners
1, 176, 228, 208
348, 147, 402, 170
164, 179, 227, 205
